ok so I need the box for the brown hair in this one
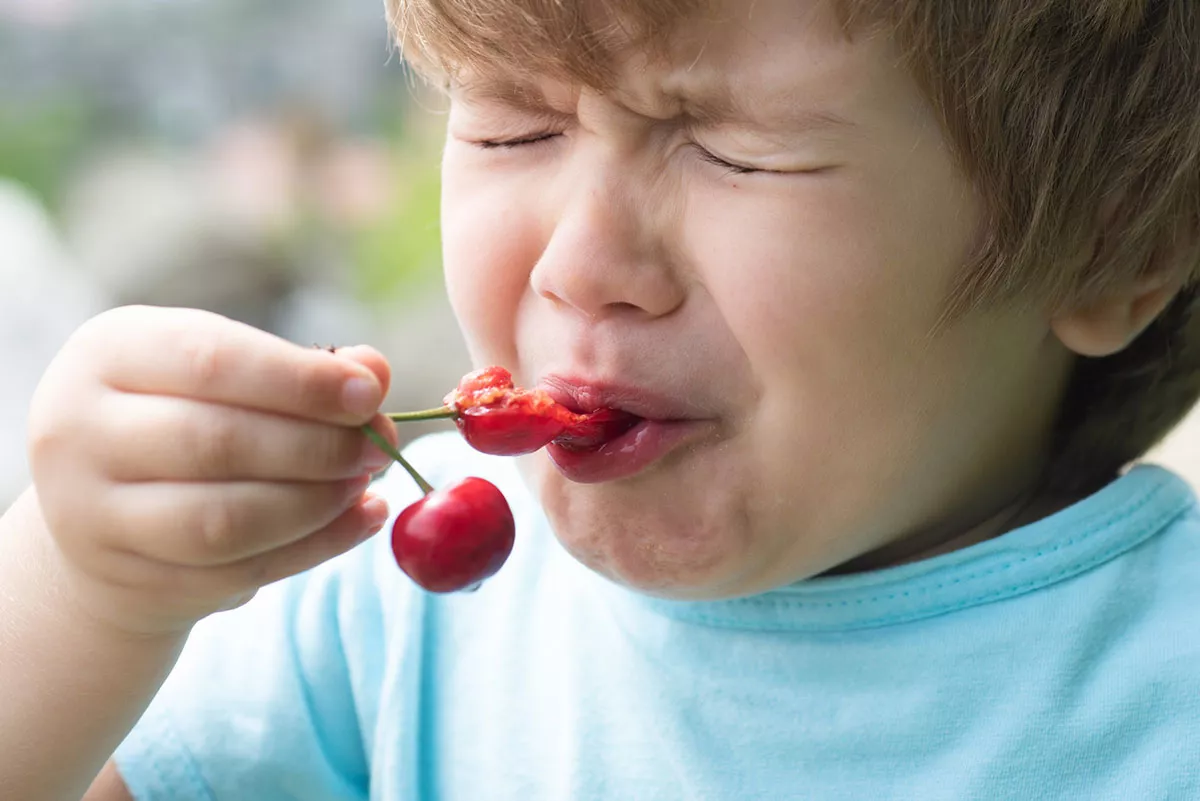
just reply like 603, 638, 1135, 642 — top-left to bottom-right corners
388, 0, 1200, 493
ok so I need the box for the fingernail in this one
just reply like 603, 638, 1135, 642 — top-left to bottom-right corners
363, 494, 390, 526
342, 376, 381, 417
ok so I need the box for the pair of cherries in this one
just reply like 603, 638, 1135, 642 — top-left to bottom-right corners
365, 367, 636, 593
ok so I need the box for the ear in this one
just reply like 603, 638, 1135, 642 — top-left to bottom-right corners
1051, 272, 1185, 358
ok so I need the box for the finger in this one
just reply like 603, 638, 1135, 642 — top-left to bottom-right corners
335, 345, 392, 398
88, 306, 384, 425
226, 492, 390, 590
93, 494, 390, 616
105, 475, 374, 566
95, 393, 399, 482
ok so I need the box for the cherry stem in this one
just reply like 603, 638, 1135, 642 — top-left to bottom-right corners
386, 407, 457, 423
360, 425, 434, 495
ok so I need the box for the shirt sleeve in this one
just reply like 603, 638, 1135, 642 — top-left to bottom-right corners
112, 544, 377, 801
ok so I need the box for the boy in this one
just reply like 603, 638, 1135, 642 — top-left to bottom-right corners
3, 0, 1199, 798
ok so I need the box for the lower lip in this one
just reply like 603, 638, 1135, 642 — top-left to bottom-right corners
545, 419, 713, 484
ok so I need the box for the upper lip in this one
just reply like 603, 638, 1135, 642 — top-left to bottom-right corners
538, 374, 710, 420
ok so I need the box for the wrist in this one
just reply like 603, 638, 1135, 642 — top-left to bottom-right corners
0, 487, 188, 801
4, 487, 193, 647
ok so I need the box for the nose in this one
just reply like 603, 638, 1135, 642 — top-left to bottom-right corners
529, 162, 687, 321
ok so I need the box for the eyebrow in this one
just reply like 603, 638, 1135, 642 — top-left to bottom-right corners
452, 76, 857, 136
681, 85, 858, 134
451, 79, 559, 112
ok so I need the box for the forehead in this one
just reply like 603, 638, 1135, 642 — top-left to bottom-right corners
447, 0, 885, 134
404, 0, 867, 90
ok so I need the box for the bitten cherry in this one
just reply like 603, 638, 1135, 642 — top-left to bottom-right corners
444, 367, 639, 456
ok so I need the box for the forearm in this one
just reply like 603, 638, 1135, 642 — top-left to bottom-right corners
0, 488, 187, 801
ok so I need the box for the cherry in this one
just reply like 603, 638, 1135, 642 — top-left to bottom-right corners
442, 367, 639, 456
390, 477, 515, 594
455, 405, 569, 457
444, 366, 569, 455
360, 426, 515, 593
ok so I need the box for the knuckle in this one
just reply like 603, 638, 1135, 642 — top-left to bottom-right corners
178, 332, 225, 390
294, 359, 337, 411
196, 499, 241, 556
315, 427, 361, 475
189, 415, 240, 476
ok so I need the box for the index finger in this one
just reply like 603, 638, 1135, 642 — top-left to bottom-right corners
92, 306, 385, 425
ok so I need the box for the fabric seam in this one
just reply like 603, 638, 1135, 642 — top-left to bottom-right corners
662, 479, 1192, 631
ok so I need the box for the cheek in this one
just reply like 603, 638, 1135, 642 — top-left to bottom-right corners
696, 175, 974, 357
689, 152, 983, 417
688, 182, 914, 384
440, 149, 544, 364
683, 171, 987, 534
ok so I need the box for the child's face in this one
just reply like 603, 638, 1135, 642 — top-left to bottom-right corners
439, 0, 1074, 598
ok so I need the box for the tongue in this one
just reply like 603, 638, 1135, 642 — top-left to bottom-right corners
552, 408, 642, 451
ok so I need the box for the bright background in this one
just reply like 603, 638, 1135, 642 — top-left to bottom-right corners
0, 0, 473, 506
0, 0, 1194, 509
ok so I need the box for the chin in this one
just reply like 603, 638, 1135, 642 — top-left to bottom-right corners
526, 456, 763, 600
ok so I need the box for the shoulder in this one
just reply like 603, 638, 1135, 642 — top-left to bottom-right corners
1124, 464, 1200, 579
1135, 472, 1200, 618
1101, 467, 1200, 677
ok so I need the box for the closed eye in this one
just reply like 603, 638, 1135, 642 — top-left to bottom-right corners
474, 132, 561, 150
694, 144, 766, 175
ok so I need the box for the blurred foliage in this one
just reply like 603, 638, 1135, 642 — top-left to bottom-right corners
349, 133, 445, 302
0, 88, 449, 307
0, 98, 94, 213
0, 3, 451, 311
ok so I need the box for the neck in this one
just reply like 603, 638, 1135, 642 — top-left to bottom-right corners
819, 473, 1095, 577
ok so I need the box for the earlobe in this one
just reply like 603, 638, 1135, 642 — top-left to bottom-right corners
1051, 273, 1184, 358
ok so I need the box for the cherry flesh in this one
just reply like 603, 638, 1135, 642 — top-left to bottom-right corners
391, 477, 516, 594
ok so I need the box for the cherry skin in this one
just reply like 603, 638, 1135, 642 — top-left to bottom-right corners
455, 405, 568, 457
447, 367, 568, 455
391, 477, 516, 593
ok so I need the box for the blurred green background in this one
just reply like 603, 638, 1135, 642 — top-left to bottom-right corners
0, 0, 471, 505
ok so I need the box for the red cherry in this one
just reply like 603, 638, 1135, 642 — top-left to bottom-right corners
446, 367, 574, 456
454, 406, 568, 456
391, 477, 516, 593
444, 366, 642, 455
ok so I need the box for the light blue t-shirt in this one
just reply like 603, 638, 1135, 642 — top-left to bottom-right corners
115, 432, 1200, 800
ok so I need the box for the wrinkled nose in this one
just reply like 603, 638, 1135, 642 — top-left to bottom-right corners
529, 165, 687, 321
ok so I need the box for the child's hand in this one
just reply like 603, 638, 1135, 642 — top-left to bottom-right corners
25, 305, 395, 637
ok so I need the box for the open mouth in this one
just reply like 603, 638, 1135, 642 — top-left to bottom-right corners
538, 376, 716, 483
551, 407, 644, 452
